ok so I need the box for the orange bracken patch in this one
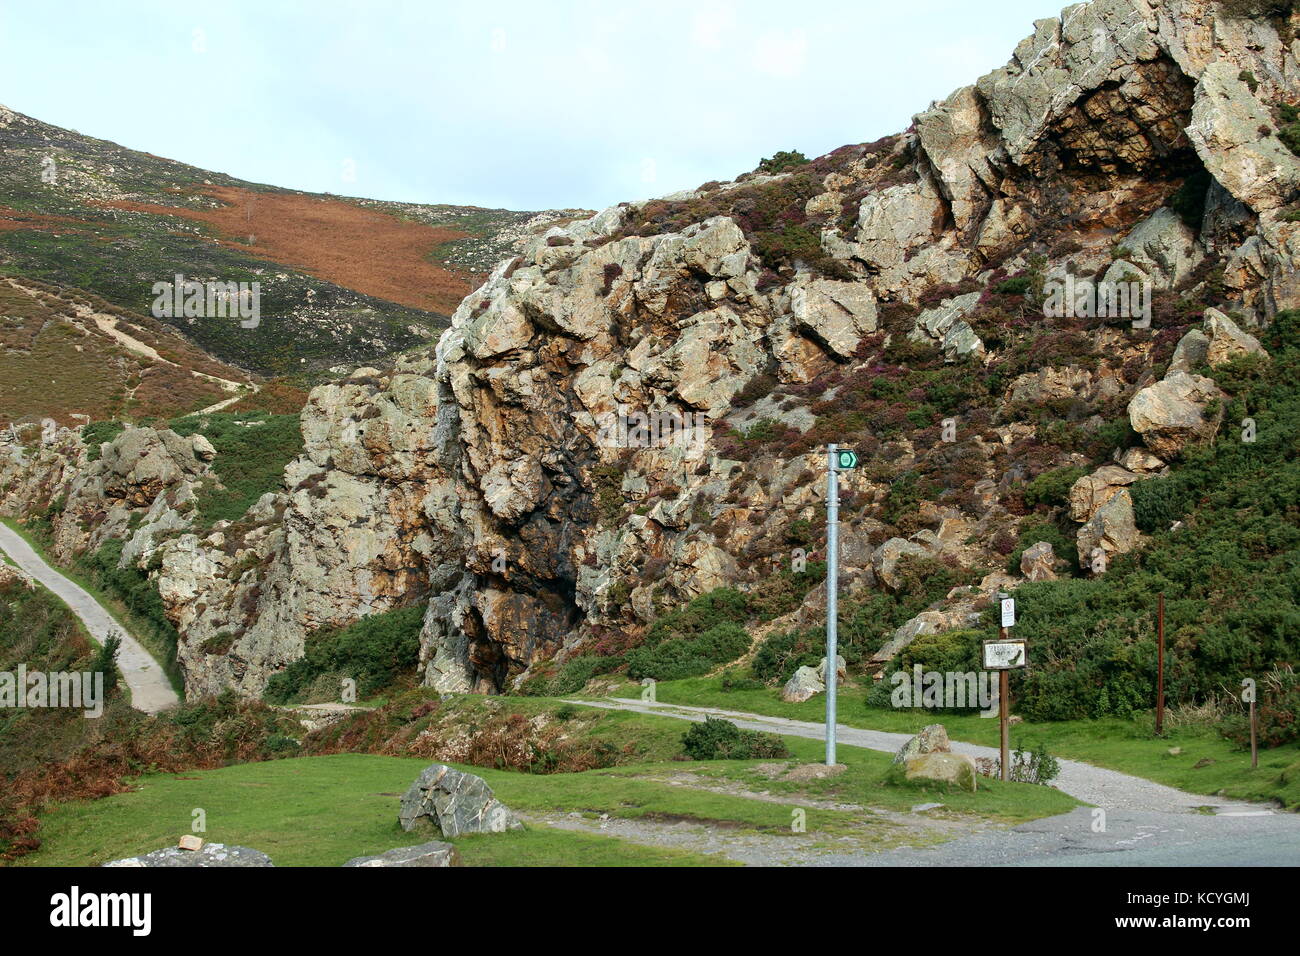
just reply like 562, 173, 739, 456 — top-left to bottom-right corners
99, 185, 481, 314
0, 206, 93, 234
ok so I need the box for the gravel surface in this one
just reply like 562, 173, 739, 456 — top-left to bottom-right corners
562, 697, 1300, 866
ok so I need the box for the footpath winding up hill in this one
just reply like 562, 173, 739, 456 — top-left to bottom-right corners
0, 101, 582, 375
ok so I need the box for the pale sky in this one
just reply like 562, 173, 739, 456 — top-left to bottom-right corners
0, 0, 1061, 211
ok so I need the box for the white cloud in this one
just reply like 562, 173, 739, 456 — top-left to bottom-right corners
691, 5, 735, 50
752, 28, 808, 78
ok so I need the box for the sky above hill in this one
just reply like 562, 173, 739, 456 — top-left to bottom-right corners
0, 0, 1059, 212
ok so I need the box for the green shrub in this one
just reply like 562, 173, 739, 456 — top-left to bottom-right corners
681, 716, 791, 760
1006, 518, 1079, 576
757, 150, 810, 174
1022, 465, 1089, 510
1218, 666, 1300, 749
80, 421, 126, 461
168, 411, 303, 524
1170, 168, 1212, 229
643, 588, 750, 647
625, 622, 751, 681
752, 627, 823, 684
1006, 742, 1061, 785
526, 655, 623, 696
262, 605, 424, 704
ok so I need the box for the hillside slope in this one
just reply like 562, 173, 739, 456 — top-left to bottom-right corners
2, 0, 1298, 723
0, 276, 254, 429
0, 102, 581, 375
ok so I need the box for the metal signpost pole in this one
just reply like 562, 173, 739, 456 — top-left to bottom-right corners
825, 444, 838, 767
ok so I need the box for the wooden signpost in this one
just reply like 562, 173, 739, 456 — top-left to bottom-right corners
984, 594, 1027, 782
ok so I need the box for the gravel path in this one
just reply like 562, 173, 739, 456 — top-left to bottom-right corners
0, 523, 179, 713
562, 696, 1300, 866
565, 697, 1265, 811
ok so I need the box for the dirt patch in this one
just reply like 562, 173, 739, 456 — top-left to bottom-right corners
781, 762, 848, 783
99, 186, 481, 314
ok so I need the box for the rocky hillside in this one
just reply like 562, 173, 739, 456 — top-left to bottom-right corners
0, 276, 256, 429
3, 0, 1298, 706
0, 103, 582, 375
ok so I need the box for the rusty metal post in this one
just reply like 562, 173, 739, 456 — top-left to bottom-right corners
1156, 593, 1165, 736
1250, 697, 1258, 770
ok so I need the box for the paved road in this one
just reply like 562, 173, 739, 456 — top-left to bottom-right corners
566, 696, 1300, 866
0, 523, 179, 713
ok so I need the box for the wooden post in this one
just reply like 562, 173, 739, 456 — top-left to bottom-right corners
1156, 593, 1165, 736
999, 621, 1010, 782
1250, 697, 1258, 770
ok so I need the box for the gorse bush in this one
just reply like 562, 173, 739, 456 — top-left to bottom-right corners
1219, 665, 1300, 749
1022, 464, 1089, 510
169, 411, 303, 524
625, 622, 751, 681
263, 605, 424, 704
681, 717, 791, 760
998, 316, 1300, 720
80, 538, 181, 683
757, 150, 810, 174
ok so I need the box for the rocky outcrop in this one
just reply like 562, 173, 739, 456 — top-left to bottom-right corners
908, 292, 985, 360
781, 665, 824, 703
1020, 541, 1061, 582
1128, 370, 1225, 459
1204, 308, 1270, 366
10, 0, 1296, 702
399, 764, 523, 837
1068, 465, 1143, 523
158, 365, 446, 699
1077, 488, 1141, 569
903, 752, 978, 791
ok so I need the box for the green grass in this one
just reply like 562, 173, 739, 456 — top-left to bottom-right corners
168, 411, 302, 524
15, 713, 1079, 866
13, 754, 722, 867
601, 676, 1300, 808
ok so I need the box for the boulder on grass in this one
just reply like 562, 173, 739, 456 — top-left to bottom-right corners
903, 752, 978, 791
103, 843, 273, 867
818, 654, 847, 683
344, 841, 461, 867
892, 724, 951, 764
781, 665, 824, 703
399, 764, 523, 837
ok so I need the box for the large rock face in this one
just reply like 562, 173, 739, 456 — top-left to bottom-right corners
6, 0, 1297, 702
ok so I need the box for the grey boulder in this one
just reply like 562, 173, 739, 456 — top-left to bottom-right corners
344, 840, 461, 867
399, 764, 523, 837
103, 843, 273, 867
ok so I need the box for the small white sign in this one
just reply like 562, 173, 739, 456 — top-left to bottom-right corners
983, 639, 1028, 670
1000, 597, 1016, 628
